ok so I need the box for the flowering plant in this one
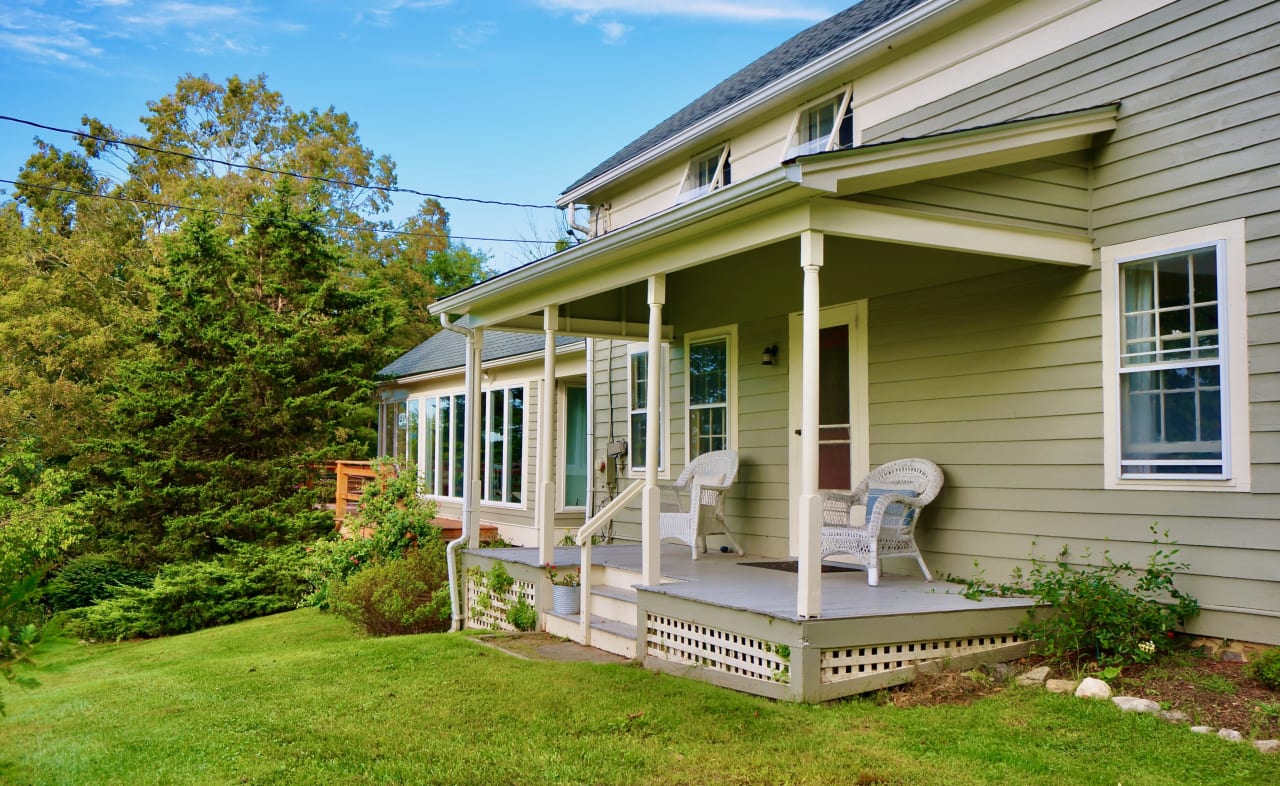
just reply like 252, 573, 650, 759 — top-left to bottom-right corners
544, 563, 580, 587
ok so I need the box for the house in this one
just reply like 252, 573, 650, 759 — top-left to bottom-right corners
388, 0, 1280, 701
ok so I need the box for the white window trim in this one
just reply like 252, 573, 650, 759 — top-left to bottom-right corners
626, 341, 670, 478
479, 384, 528, 511
1101, 219, 1250, 491
783, 85, 854, 160
417, 389, 465, 502
677, 144, 731, 204
684, 325, 738, 458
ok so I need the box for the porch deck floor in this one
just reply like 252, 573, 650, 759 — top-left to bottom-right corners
474, 543, 1034, 622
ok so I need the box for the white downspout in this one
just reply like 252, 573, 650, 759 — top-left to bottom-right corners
441, 313, 482, 632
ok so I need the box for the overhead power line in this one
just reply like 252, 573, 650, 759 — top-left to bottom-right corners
0, 178, 563, 246
0, 113, 561, 211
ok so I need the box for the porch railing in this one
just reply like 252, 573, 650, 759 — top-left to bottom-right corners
574, 479, 643, 648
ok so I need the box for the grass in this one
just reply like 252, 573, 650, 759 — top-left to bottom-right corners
2, 610, 1278, 786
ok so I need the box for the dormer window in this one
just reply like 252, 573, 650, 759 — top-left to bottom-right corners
678, 145, 731, 203
787, 87, 854, 159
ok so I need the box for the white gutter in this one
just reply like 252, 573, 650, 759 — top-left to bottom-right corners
439, 312, 474, 632
556, 0, 979, 208
431, 165, 803, 319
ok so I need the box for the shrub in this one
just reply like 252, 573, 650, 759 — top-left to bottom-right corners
64, 543, 310, 640
506, 597, 537, 631
329, 537, 451, 636
958, 525, 1199, 666
43, 554, 152, 612
1246, 648, 1280, 691
303, 461, 439, 609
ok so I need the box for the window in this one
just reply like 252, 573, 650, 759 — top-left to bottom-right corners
480, 386, 524, 505
628, 343, 668, 473
1102, 220, 1250, 490
787, 87, 854, 159
379, 398, 420, 467
678, 145, 730, 203
686, 328, 736, 459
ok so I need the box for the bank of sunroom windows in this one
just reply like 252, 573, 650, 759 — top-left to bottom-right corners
380, 386, 525, 504
1102, 220, 1250, 491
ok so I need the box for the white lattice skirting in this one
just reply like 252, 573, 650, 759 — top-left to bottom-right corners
646, 614, 791, 684
465, 575, 536, 632
820, 634, 1024, 684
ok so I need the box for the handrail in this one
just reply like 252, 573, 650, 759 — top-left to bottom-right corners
576, 479, 643, 648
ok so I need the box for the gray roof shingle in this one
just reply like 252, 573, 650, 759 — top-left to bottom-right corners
562, 0, 932, 196
379, 330, 583, 380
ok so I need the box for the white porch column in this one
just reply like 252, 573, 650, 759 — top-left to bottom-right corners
463, 328, 484, 549
537, 305, 559, 565
641, 274, 666, 586
798, 232, 823, 618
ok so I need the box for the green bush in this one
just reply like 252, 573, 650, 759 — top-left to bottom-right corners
43, 554, 152, 612
1246, 647, 1280, 691
959, 525, 1199, 666
303, 461, 439, 609
506, 597, 537, 632
329, 539, 451, 636
64, 543, 310, 640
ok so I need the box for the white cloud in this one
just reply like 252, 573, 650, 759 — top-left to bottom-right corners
538, 0, 831, 22
357, 0, 453, 26
119, 2, 246, 29
598, 20, 628, 44
451, 22, 496, 48
0, 5, 101, 66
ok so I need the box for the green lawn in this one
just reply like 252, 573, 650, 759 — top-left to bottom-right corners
2, 609, 1276, 785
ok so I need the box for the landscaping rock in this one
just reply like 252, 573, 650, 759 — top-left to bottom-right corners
1190, 726, 1216, 735
1074, 677, 1112, 700
985, 662, 1015, 682
1112, 696, 1161, 714
1015, 666, 1051, 687
1156, 710, 1189, 724
1252, 740, 1280, 754
1045, 679, 1078, 694
1221, 650, 1246, 663
1218, 729, 1244, 742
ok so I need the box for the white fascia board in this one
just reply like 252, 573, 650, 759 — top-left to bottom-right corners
384, 340, 587, 386
431, 167, 804, 319
556, 0, 980, 208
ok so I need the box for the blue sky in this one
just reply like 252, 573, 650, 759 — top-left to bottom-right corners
0, 1, 836, 270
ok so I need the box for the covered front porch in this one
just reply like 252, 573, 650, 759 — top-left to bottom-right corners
463, 543, 1034, 702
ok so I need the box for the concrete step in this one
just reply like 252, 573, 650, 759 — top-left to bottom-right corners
592, 563, 642, 588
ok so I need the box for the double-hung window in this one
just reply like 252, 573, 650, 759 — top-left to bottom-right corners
787, 87, 854, 159
1102, 220, 1250, 490
628, 343, 668, 473
686, 329, 735, 459
678, 145, 731, 203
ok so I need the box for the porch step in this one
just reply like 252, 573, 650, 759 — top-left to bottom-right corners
590, 584, 638, 622
592, 563, 642, 588
544, 611, 637, 659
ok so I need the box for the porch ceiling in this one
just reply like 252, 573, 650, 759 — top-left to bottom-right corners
433, 106, 1114, 331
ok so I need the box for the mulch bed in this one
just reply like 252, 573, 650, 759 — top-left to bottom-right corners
885, 648, 1280, 739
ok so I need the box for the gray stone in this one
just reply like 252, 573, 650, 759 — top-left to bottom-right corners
1015, 665, 1051, 687
1045, 679, 1079, 694
1218, 729, 1245, 742
985, 662, 1015, 681
1189, 726, 1216, 734
1221, 650, 1246, 663
1252, 739, 1280, 754
1156, 710, 1190, 724
1112, 696, 1161, 714
1074, 677, 1113, 700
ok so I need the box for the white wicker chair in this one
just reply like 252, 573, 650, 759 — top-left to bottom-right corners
819, 458, 943, 586
659, 449, 743, 560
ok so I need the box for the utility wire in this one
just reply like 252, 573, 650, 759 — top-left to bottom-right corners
0, 178, 563, 245
0, 114, 561, 211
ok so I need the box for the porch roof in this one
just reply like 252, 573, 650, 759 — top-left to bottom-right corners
431, 106, 1115, 330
